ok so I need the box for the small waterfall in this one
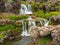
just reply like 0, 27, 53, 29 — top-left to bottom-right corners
44, 17, 52, 27
21, 20, 30, 36
21, 16, 36, 36
28, 16, 36, 32
20, 4, 32, 14
21, 4, 33, 36
20, 4, 28, 14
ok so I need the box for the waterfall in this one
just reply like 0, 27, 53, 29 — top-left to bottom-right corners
21, 16, 36, 36
44, 17, 52, 27
28, 16, 36, 31
20, 4, 32, 15
21, 20, 30, 36
20, 4, 28, 14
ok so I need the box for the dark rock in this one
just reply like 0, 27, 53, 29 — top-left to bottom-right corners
51, 15, 60, 25
5, 0, 14, 13
0, 0, 5, 12
9, 36, 15, 40
13, 1, 20, 14
3, 35, 8, 40
15, 35, 22, 40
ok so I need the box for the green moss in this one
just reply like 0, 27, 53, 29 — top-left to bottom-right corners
0, 34, 4, 39
8, 15, 28, 20
0, 24, 14, 32
35, 11, 60, 19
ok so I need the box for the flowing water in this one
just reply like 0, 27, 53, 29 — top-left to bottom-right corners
20, 4, 32, 14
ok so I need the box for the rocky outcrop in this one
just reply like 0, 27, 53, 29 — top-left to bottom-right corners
51, 15, 60, 25
5, 0, 20, 14
29, 26, 40, 40
0, 29, 22, 43
38, 26, 54, 36
51, 25, 60, 45
29, 26, 54, 37
29, 25, 60, 45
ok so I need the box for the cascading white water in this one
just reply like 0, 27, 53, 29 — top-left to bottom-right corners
44, 17, 52, 27
20, 4, 28, 14
20, 4, 32, 14
21, 4, 34, 36
21, 20, 30, 36
27, 16, 36, 31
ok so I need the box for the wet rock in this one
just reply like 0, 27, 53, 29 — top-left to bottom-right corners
51, 15, 60, 25
3, 35, 8, 40
15, 35, 22, 40
0, 39, 4, 43
9, 36, 15, 40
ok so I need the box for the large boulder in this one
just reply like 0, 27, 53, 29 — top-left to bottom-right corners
29, 26, 40, 40
29, 25, 55, 37
38, 26, 54, 36
29, 26, 54, 37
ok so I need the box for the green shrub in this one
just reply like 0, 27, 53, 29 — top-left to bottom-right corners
8, 15, 28, 20
0, 24, 14, 32
35, 10, 60, 19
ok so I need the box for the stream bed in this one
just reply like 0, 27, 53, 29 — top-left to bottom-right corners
0, 36, 33, 45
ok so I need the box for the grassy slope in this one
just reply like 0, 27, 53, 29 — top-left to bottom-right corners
37, 36, 52, 45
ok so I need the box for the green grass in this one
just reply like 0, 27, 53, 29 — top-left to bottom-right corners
0, 24, 14, 32
37, 36, 52, 45
0, 24, 22, 34
35, 10, 60, 19
0, 34, 4, 39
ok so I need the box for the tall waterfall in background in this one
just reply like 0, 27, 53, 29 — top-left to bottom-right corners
21, 4, 34, 36
20, 4, 32, 14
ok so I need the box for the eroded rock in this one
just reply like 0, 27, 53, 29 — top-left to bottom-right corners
29, 26, 54, 37
51, 25, 60, 45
